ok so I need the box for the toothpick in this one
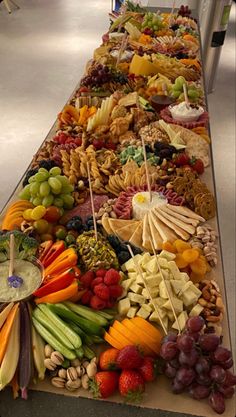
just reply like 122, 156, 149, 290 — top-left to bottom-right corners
9, 233, 15, 277
141, 136, 152, 203
127, 245, 168, 335
86, 162, 98, 241
150, 240, 181, 334
169, 0, 176, 28
116, 33, 128, 68
162, 82, 168, 96
183, 83, 190, 109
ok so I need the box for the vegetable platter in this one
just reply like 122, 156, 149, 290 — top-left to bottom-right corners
0, 2, 235, 416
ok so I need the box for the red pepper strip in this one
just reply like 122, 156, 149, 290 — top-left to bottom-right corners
43, 248, 78, 280
38, 240, 53, 263
33, 268, 76, 298
41, 241, 66, 268
35, 279, 78, 304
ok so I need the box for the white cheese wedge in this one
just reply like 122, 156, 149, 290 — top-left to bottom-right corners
118, 298, 131, 316
167, 311, 175, 322
159, 250, 176, 261
157, 257, 170, 269
149, 312, 169, 329
132, 191, 167, 220
122, 277, 135, 291
142, 304, 153, 313
178, 281, 193, 296
149, 297, 166, 309
189, 304, 204, 317
128, 292, 145, 304
140, 252, 152, 267
172, 311, 188, 331
127, 306, 138, 318
190, 284, 202, 297
163, 298, 183, 314
159, 280, 172, 299
122, 254, 142, 272
179, 272, 190, 282
130, 283, 143, 294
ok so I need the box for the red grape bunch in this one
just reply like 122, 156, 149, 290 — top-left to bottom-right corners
160, 316, 236, 414
178, 5, 192, 18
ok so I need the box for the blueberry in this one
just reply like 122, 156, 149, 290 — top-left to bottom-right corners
118, 251, 130, 264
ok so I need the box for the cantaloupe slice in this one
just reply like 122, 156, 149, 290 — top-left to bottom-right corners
122, 318, 160, 355
104, 331, 123, 350
131, 317, 163, 347
112, 320, 153, 356
129, 54, 159, 76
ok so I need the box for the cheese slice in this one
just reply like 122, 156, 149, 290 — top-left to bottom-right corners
166, 204, 205, 222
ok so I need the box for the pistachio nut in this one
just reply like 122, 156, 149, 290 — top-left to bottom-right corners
44, 358, 57, 371
81, 374, 89, 390
44, 344, 54, 358
51, 351, 64, 366
65, 379, 81, 391
70, 358, 81, 367
51, 377, 65, 388
67, 367, 78, 381
76, 365, 86, 377
58, 368, 67, 379
86, 362, 97, 378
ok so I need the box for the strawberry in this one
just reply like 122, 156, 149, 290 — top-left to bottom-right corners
99, 348, 119, 371
90, 295, 106, 310
104, 269, 120, 285
96, 269, 107, 278
81, 289, 93, 305
174, 153, 190, 167
116, 345, 143, 369
139, 357, 157, 382
90, 371, 119, 398
109, 284, 123, 299
90, 277, 103, 290
94, 283, 110, 301
119, 369, 145, 402
79, 271, 95, 288
190, 157, 204, 174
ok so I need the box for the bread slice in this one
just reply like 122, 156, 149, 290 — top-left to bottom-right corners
102, 215, 113, 234
142, 214, 153, 252
160, 205, 199, 227
150, 210, 177, 242
116, 222, 140, 242
153, 207, 190, 240
129, 221, 143, 249
108, 218, 138, 234
147, 213, 163, 250
156, 206, 195, 235
166, 204, 205, 222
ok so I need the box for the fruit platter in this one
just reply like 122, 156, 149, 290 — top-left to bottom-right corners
0, 2, 235, 416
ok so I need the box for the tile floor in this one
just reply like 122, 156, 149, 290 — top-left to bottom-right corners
0, 0, 235, 343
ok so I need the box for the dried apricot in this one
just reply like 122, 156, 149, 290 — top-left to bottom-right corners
175, 253, 188, 269
173, 239, 191, 253
190, 257, 207, 275
162, 241, 177, 253
190, 271, 205, 283
182, 249, 199, 263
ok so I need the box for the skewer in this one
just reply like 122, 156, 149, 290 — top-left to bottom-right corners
169, 0, 176, 28
86, 162, 98, 241
162, 82, 168, 96
9, 233, 15, 277
150, 239, 181, 334
183, 83, 190, 109
141, 136, 152, 203
116, 33, 128, 68
127, 245, 168, 335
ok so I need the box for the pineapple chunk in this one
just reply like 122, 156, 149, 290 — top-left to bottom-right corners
122, 277, 135, 291
159, 250, 176, 261
182, 289, 199, 307
136, 306, 151, 319
145, 257, 158, 274
189, 304, 204, 317
168, 261, 182, 280
172, 311, 188, 331
146, 273, 162, 288
142, 287, 159, 300
118, 298, 131, 316
128, 292, 145, 304
130, 283, 143, 294
127, 306, 138, 318
163, 298, 183, 314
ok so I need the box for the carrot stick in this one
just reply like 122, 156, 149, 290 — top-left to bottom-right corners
35, 280, 78, 304
0, 303, 19, 364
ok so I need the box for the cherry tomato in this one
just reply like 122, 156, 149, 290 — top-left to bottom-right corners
43, 206, 62, 223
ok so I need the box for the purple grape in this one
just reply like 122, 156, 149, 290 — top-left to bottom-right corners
198, 334, 220, 352
179, 348, 199, 367
160, 341, 178, 361
219, 385, 235, 399
221, 357, 234, 369
177, 334, 195, 353
176, 367, 196, 387
224, 370, 236, 387
165, 363, 177, 378
210, 365, 226, 384
195, 357, 210, 375
211, 347, 232, 363
209, 391, 225, 414
196, 373, 212, 386
188, 383, 211, 399
186, 330, 199, 342
162, 333, 177, 344
171, 378, 185, 394
186, 316, 205, 333
169, 358, 180, 369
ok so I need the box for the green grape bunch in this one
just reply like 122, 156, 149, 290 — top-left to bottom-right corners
141, 12, 164, 34
171, 76, 203, 103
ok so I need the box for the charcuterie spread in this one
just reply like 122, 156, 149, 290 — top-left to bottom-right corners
0, 2, 235, 416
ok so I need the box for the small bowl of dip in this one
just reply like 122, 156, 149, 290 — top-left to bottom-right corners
169, 102, 205, 123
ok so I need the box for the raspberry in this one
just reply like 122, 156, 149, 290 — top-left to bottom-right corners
96, 269, 107, 278
81, 290, 93, 305
109, 284, 123, 299
90, 295, 106, 310
94, 283, 110, 301
104, 269, 120, 285
106, 299, 115, 308
79, 271, 95, 288
90, 277, 103, 290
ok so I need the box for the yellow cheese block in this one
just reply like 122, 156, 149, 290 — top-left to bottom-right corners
129, 54, 159, 76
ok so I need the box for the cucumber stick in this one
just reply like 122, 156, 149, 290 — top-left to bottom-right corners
33, 308, 75, 350
37, 304, 82, 349
63, 302, 108, 327
32, 317, 76, 360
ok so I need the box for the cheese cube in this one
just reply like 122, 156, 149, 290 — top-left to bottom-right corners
167, 311, 175, 322
130, 283, 143, 294
128, 292, 145, 304
163, 298, 183, 314
142, 304, 153, 313
146, 273, 162, 288
127, 272, 138, 280
190, 284, 202, 297
136, 272, 146, 285
157, 257, 169, 269
170, 279, 185, 295
182, 289, 199, 307
145, 258, 158, 274
122, 277, 135, 291
159, 250, 176, 261
123, 255, 142, 272
142, 287, 159, 299
127, 306, 138, 318
178, 281, 193, 296
172, 311, 188, 331
161, 269, 170, 280
150, 297, 166, 308
189, 304, 204, 317
149, 312, 168, 329
179, 272, 190, 282
118, 298, 131, 316
159, 280, 172, 299
168, 261, 182, 280
140, 253, 152, 267
136, 306, 150, 319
